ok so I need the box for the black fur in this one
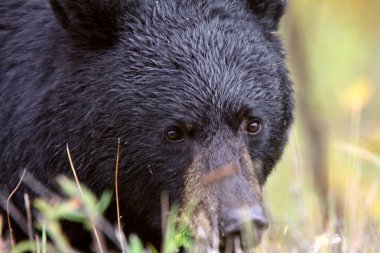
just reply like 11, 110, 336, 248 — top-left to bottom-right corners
0, 0, 293, 250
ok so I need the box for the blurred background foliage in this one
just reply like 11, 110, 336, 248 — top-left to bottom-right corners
262, 0, 380, 251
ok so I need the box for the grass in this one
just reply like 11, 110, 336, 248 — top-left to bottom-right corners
258, 115, 380, 252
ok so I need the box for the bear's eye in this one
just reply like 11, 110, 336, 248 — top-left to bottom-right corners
246, 119, 262, 134
165, 127, 184, 142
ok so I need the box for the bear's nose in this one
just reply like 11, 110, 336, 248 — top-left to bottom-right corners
222, 205, 268, 239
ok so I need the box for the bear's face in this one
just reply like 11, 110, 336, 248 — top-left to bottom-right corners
50, 0, 293, 249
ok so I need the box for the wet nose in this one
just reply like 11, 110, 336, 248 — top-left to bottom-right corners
222, 206, 269, 237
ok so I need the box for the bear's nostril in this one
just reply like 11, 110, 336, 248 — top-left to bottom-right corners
222, 220, 241, 236
222, 206, 269, 237
253, 215, 269, 232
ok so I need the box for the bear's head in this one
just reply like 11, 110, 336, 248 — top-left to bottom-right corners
50, 0, 293, 250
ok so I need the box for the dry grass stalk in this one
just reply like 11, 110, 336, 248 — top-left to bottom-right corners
66, 144, 104, 253
6, 169, 26, 248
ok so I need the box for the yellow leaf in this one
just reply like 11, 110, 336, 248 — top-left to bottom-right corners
341, 77, 374, 113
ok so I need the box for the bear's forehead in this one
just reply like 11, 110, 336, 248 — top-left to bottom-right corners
124, 68, 282, 127
117, 1, 285, 120
122, 0, 272, 70
124, 17, 270, 66
122, 22, 279, 93
120, 28, 282, 119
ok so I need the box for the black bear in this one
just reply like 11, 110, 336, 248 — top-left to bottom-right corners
0, 0, 293, 251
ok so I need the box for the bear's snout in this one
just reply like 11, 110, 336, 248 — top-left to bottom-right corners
214, 162, 268, 246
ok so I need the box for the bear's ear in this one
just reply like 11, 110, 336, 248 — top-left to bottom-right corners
49, 0, 127, 48
248, 0, 287, 31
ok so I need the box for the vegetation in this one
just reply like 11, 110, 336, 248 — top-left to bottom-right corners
261, 0, 380, 252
